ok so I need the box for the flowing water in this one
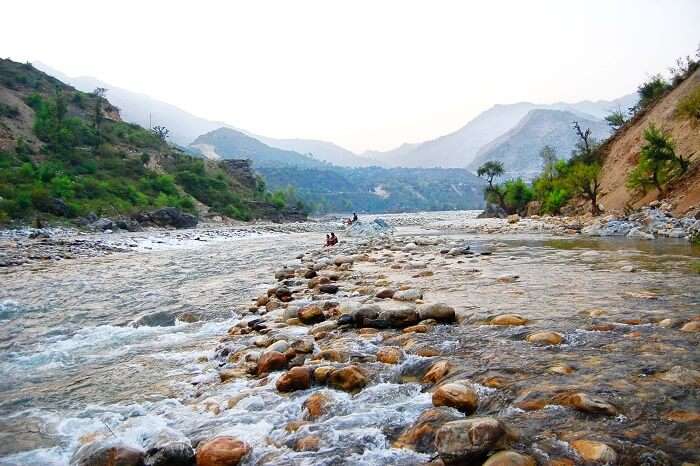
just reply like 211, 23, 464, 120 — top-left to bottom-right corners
0, 212, 698, 465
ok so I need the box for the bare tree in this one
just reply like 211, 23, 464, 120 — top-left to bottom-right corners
151, 125, 170, 142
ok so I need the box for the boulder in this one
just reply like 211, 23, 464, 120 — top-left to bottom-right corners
526, 331, 563, 345
435, 417, 512, 464
91, 218, 114, 232
312, 366, 336, 384
143, 429, 194, 466
570, 440, 617, 463
327, 365, 368, 392
256, 351, 288, 375
333, 255, 354, 266
275, 286, 292, 301
507, 214, 520, 224
353, 304, 381, 324
376, 288, 396, 299
680, 321, 700, 332
148, 207, 198, 229
70, 441, 145, 466
276, 366, 313, 392
393, 289, 423, 301
490, 314, 527, 326
318, 284, 339, 294
422, 360, 450, 384
483, 451, 535, 466
417, 303, 456, 323
376, 347, 402, 364
303, 392, 329, 420
195, 437, 250, 466
378, 307, 419, 328
432, 383, 479, 414
298, 305, 325, 325
565, 393, 618, 416
394, 407, 461, 453
627, 227, 654, 240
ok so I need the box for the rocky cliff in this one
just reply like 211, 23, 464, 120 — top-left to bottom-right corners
597, 68, 700, 216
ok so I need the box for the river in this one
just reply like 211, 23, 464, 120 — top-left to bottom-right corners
0, 212, 698, 465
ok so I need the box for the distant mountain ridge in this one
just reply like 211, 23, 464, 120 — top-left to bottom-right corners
468, 109, 611, 179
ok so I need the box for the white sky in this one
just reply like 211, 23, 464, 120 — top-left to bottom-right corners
2, 0, 699, 152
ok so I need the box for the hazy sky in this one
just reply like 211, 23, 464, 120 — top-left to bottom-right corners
2, 1, 699, 152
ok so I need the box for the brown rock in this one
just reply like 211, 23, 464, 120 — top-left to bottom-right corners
327, 365, 368, 392
276, 366, 313, 392
377, 347, 402, 364
526, 331, 563, 345
376, 288, 396, 299
403, 324, 429, 333
256, 351, 288, 375
394, 407, 460, 453
546, 459, 575, 466
299, 305, 325, 325
422, 360, 450, 384
565, 392, 618, 416
196, 437, 250, 466
303, 392, 329, 420
483, 451, 536, 466
681, 321, 700, 332
490, 314, 527, 326
570, 440, 617, 463
70, 442, 144, 466
435, 417, 513, 464
432, 383, 479, 414
285, 420, 310, 432
294, 435, 320, 452
416, 303, 456, 323
316, 349, 348, 363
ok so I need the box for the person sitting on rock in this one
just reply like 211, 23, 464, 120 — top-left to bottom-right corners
329, 232, 338, 245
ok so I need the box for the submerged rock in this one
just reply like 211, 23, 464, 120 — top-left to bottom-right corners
483, 451, 536, 466
394, 407, 460, 453
422, 360, 451, 384
417, 303, 456, 323
196, 437, 250, 466
376, 346, 402, 364
276, 366, 313, 392
490, 314, 527, 326
570, 440, 617, 463
526, 331, 563, 345
70, 441, 145, 466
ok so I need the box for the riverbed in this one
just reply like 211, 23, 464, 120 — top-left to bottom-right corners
0, 212, 698, 465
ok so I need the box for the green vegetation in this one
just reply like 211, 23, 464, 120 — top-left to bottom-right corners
676, 85, 700, 126
691, 261, 700, 274
636, 75, 671, 111
626, 124, 691, 196
604, 108, 628, 131
476, 160, 533, 215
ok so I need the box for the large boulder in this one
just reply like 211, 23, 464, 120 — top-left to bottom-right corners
394, 407, 461, 453
70, 441, 145, 466
327, 365, 368, 392
378, 307, 419, 328
256, 351, 288, 375
432, 383, 479, 414
148, 207, 198, 229
143, 429, 194, 466
195, 437, 250, 466
435, 417, 513, 464
276, 367, 313, 392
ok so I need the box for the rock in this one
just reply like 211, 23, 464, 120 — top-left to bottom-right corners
327, 365, 368, 392
353, 304, 381, 324
507, 214, 520, 224
195, 437, 250, 466
265, 340, 290, 354
148, 207, 198, 229
316, 349, 348, 362
483, 451, 536, 466
422, 360, 451, 384
657, 366, 700, 386
298, 305, 325, 324
176, 312, 200, 323
294, 435, 320, 452
432, 383, 479, 414
303, 392, 329, 420
435, 417, 512, 464
275, 286, 293, 301
276, 366, 313, 392
393, 289, 423, 301
394, 407, 460, 453
490, 314, 527, 326
312, 366, 335, 384
91, 218, 114, 232
496, 274, 519, 283
303, 269, 317, 279
627, 227, 654, 240
376, 288, 396, 299
334, 255, 354, 266
378, 307, 419, 328
526, 331, 563, 345
256, 351, 288, 375
571, 440, 617, 463
290, 339, 314, 354
565, 393, 618, 416
275, 268, 295, 281
403, 324, 429, 333
70, 441, 145, 466
621, 265, 636, 272
376, 347, 402, 364
337, 314, 354, 326
310, 320, 338, 336
680, 321, 700, 332
417, 303, 456, 323
318, 284, 339, 294
143, 429, 194, 466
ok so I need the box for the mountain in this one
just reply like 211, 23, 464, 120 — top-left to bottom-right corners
256, 165, 485, 214
468, 109, 611, 179
31, 62, 370, 167
190, 128, 324, 168
597, 67, 700, 215
366, 96, 637, 169
0, 59, 303, 225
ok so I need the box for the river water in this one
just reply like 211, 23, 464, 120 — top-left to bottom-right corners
0, 212, 698, 465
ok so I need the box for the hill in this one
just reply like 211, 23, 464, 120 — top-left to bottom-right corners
0, 59, 303, 226
256, 165, 485, 214
190, 127, 324, 168
468, 109, 610, 179
597, 68, 700, 215
253, 135, 374, 167
367, 95, 635, 168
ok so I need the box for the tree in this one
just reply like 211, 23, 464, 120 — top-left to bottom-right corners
636, 74, 670, 111
605, 108, 627, 131
539, 145, 558, 181
568, 162, 602, 215
502, 178, 533, 215
626, 124, 683, 196
477, 161, 506, 210
151, 125, 170, 142
92, 87, 107, 142
571, 121, 598, 163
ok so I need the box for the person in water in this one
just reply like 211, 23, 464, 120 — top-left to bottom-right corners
352, 212, 358, 223
329, 232, 338, 245
325, 234, 331, 247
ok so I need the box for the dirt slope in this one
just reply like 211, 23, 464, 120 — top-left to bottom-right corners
597, 68, 700, 216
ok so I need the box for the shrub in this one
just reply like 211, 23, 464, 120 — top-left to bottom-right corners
626, 124, 681, 195
502, 178, 533, 215
637, 74, 671, 110
676, 86, 700, 126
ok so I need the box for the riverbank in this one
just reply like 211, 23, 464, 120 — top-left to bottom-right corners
21, 218, 694, 466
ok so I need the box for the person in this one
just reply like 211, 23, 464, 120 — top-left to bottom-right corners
325, 234, 331, 247
352, 212, 358, 223
330, 232, 338, 245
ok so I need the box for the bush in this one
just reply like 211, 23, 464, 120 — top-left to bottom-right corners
637, 74, 671, 110
502, 178, 533, 215
676, 86, 700, 126
626, 124, 680, 195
